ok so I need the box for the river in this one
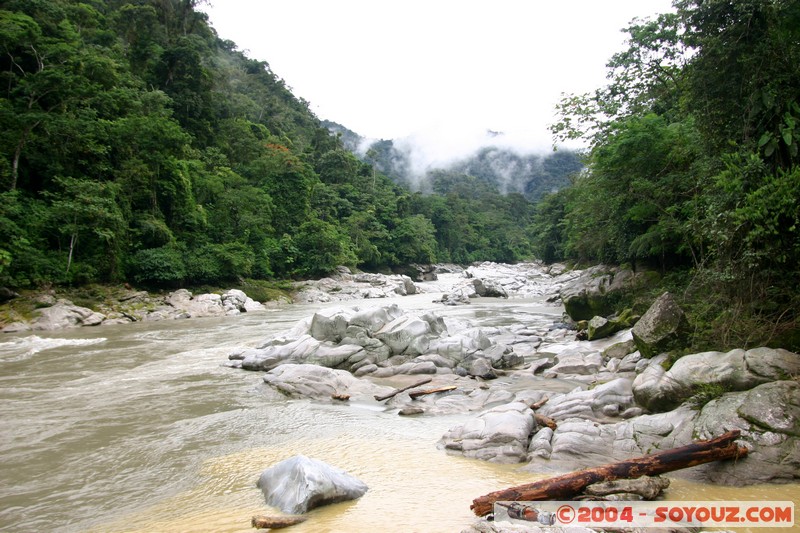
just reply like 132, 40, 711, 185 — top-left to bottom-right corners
1, 287, 798, 532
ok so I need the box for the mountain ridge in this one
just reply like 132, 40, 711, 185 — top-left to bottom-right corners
321, 120, 583, 201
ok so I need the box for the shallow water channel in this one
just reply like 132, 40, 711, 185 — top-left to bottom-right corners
1, 289, 798, 532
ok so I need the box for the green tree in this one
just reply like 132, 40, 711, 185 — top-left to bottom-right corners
392, 215, 438, 265
291, 218, 356, 278
46, 175, 125, 281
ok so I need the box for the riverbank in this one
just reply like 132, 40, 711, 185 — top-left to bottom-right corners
0, 267, 432, 333
218, 261, 800, 532
2, 261, 799, 532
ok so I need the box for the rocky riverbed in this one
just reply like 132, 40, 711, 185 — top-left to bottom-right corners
223, 262, 800, 532
4, 261, 798, 531
0, 266, 432, 333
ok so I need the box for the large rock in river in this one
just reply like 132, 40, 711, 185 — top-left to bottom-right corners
631, 292, 689, 358
439, 401, 536, 463
632, 347, 800, 412
559, 265, 653, 321
694, 380, 800, 484
30, 299, 106, 330
257, 455, 368, 514
261, 363, 392, 400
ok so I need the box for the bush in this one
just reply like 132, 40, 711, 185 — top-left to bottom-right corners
130, 246, 187, 286
290, 219, 356, 278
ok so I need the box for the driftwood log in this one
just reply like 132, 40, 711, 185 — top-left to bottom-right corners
471, 430, 747, 516
528, 397, 549, 410
251, 514, 307, 529
534, 413, 557, 431
374, 377, 433, 401
408, 385, 457, 399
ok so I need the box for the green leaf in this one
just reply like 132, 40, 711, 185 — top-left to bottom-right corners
758, 132, 773, 148
781, 128, 793, 146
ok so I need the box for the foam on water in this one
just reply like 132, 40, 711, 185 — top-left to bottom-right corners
0, 335, 106, 362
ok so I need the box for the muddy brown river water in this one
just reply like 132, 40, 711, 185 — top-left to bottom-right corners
1, 289, 798, 532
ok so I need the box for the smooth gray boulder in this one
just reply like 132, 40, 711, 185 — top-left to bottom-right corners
631, 292, 689, 358
472, 278, 508, 298
694, 380, 800, 484
261, 363, 391, 400
388, 382, 515, 416
374, 313, 445, 356
30, 299, 106, 330
293, 272, 418, 303
525, 381, 800, 485
543, 349, 603, 377
257, 455, 368, 514
221, 289, 247, 314
528, 426, 554, 459
483, 344, 524, 369
587, 309, 638, 341
232, 304, 525, 375
632, 347, 800, 412
463, 356, 497, 380
309, 307, 357, 342
439, 401, 536, 463
165, 289, 226, 318
524, 407, 697, 474
239, 334, 323, 371
539, 378, 636, 421
559, 265, 648, 321
603, 339, 637, 359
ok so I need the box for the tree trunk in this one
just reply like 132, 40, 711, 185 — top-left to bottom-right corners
374, 377, 433, 402
408, 385, 457, 399
66, 230, 77, 276
251, 515, 307, 529
471, 430, 747, 516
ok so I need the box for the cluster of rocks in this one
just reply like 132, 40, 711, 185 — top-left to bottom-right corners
291, 267, 418, 303
1, 288, 265, 333
231, 264, 800, 527
227, 302, 528, 382
430, 261, 582, 305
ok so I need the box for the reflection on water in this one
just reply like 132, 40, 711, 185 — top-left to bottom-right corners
96, 432, 546, 533
0, 295, 798, 532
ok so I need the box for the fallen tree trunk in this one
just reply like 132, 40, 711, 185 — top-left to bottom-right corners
528, 397, 549, 410
374, 377, 433, 401
408, 385, 457, 399
251, 514, 307, 529
534, 413, 557, 431
471, 430, 747, 516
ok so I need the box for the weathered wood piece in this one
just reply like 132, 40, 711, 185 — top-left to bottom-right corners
408, 385, 458, 399
534, 413, 557, 431
471, 430, 747, 516
528, 397, 549, 410
251, 514, 307, 529
373, 377, 433, 401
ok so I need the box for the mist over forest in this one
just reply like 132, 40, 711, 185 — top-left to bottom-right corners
0, 0, 798, 350
323, 120, 583, 200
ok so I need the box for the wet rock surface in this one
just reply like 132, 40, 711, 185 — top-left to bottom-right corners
221, 261, 800, 527
1, 287, 268, 332
256, 455, 368, 514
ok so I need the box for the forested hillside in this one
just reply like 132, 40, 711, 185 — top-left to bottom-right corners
324, 120, 583, 201
0, 0, 557, 288
531, 0, 800, 350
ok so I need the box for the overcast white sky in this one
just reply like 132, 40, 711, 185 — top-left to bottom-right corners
201, 0, 674, 152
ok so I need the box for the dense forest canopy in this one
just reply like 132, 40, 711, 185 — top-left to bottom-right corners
0, 0, 564, 288
535, 0, 800, 350
323, 120, 583, 202
1, 0, 797, 350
